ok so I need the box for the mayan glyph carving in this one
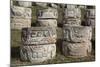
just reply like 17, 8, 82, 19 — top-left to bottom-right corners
62, 41, 92, 57
38, 8, 58, 19
37, 19, 57, 27
22, 27, 57, 45
11, 6, 32, 18
20, 44, 56, 63
63, 26, 92, 42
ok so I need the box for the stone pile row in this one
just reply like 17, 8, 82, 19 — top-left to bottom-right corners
62, 5, 92, 57
20, 8, 58, 63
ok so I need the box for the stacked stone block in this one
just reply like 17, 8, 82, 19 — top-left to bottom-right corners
20, 27, 57, 63
11, 6, 32, 29
17, 1, 32, 7
62, 5, 92, 57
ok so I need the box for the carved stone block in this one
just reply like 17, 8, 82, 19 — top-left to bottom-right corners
37, 19, 57, 27
65, 8, 81, 18
62, 41, 92, 57
18, 1, 32, 7
63, 19, 81, 26
11, 6, 32, 18
20, 44, 56, 63
38, 8, 58, 19
36, 3, 47, 8
11, 18, 31, 30
67, 5, 77, 9
22, 27, 57, 45
63, 26, 92, 42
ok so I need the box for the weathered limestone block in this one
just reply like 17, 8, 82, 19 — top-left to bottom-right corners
20, 44, 56, 63
62, 41, 92, 57
18, 1, 32, 7
36, 3, 47, 8
50, 4, 58, 8
63, 26, 92, 42
65, 8, 81, 18
78, 5, 86, 9
86, 9, 95, 19
38, 8, 58, 19
11, 18, 31, 30
63, 19, 81, 26
37, 19, 57, 27
11, 6, 32, 18
22, 27, 57, 45
67, 5, 77, 9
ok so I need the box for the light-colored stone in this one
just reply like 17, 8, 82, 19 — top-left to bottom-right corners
65, 8, 81, 18
62, 41, 92, 57
20, 44, 56, 63
11, 18, 31, 30
87, 19, 95, 28
36, 3, 47, 8
50, 4, 58, 8
38, 8, 58, 19
63, 19, 81, 26
63, 26, 92, 42
18, 1, 32, 7
67, 5, 76, 9
22, 27, 57, 45
11, 6, 32, 18
87, 9, 95, 19
37, 19, 57, 27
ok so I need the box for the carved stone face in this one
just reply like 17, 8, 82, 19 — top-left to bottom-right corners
63, 26, 92, 42
22, 27, 57, 45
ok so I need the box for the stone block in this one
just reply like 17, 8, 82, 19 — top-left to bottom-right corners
65, 8, 81, 18
63, 26, 92, 42
63, 19, 81, 26
20, 44, 56, 63
18, 1, 32, 7
22, 27, 57, 45
62, 41, 92, 57
11, 18, 31, 30
38, 8, 58, 19
86, 9, 95, 19
37, 19, 57, 27
11, 6, 32, 18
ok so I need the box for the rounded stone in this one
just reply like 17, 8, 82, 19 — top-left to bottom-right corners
38, 8, 58, 19
62, 41, 92, 57
20, 44, 56, 63
37, 19, 57, 27
18, 1, 32, 7
63, 26, 92, 42
22, 27, 57, 45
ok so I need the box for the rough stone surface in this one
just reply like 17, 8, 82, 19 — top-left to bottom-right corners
36, 3, 47, 8
18, 1, 32, 7
37, 19, 57, 27
63, 26, 92, 42
11, 6, 32, 18
38, 8, 58, 19
86, 9, 95, 19
67, 5, 76, 9
11, 18, 31, 30
62, 41, 92, 57
22, 27, 57, 45
65, 8, 81, 18
63, 19, 81, 26
20, 44, 56, 63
